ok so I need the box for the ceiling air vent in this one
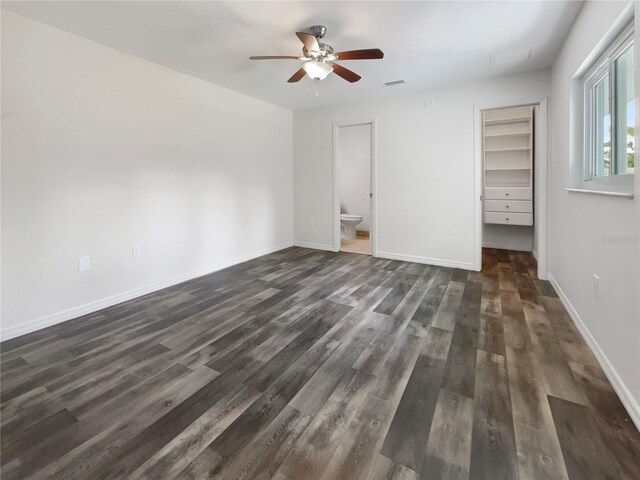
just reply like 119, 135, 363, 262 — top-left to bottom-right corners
384, 80, 405, 87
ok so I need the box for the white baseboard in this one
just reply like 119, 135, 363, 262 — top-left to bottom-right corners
375, 251, 476, 271
0, 241, 293, 342
482, 241, 532, 252
532, 249, 539, 261
547, 273, 640, 431
293, 241, 336, 252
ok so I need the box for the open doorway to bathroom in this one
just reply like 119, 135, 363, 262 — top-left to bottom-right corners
333, 120, 375, 255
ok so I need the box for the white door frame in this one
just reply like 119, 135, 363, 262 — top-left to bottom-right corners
332, 118, 377, 255
473, 97, 549, 279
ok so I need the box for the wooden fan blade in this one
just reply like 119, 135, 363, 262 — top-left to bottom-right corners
287, 68, 306, 83
331, 63, 361, 83
335, 49, 384, 60
296, 32, 320, 54
249, 56, 301, 60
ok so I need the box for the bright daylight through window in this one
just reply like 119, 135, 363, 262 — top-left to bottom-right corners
584, 24, 635, 181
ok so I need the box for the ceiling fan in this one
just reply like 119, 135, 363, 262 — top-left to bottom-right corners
249, 25, 383, 83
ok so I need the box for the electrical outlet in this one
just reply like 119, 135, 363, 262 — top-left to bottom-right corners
78, 256, 91, 272
308, 218, 315, 227
132, 246, 141, 260
593, 274, 600, 299
424, 97, 435, 108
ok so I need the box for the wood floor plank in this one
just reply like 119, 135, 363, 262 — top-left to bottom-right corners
431, 281, 465, 331
406, 269, 453, 337
211, 405, 312, 480
441, 322, 477, 399
373, 278, 413, 315
541, 296, 599, 367
274, 368, 374, 479
422, 389, 474, 480
548, 395, 621, 480
0, 247, 637, 480
82, 358, 262, 479
26, 364, 219, 480
128, 385, 261, 480
321, 393, 396, 480
178, 324, 343, 478
506, 346, 568, 480
369, 454, 419, 480
468, 350, 519, 480
288, 317, 377, 416
500, 288, 532, 350
569, 362, 640, 480
380, 345, 447, 471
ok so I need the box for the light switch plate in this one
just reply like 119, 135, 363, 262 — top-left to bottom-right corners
132, 246, 141, 260
78, 256, 91, 272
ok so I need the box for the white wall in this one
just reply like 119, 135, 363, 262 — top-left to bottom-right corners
1, 11, 293, 340
339, 124, 371, 232
293, 69, 550, 267
548, 0, 640, 426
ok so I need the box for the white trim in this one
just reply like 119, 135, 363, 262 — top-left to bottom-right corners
473, 106, 484, 271
482, 241, 532, 252
565, 187, 634, 198
376, 251, 475, 270
535, 99, 549, 280
474, 97, 549, 279
548, 273, 640, 431
333, 119, 377, 256
0, 241, 293, 342
292, 241, 335, 251
532, 249, 539, 261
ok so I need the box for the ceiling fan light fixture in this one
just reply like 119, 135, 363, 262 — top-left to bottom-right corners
249, 26, 382, 84
302, 60, 333, 80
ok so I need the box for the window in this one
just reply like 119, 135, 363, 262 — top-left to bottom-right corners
584, 24, 635, 182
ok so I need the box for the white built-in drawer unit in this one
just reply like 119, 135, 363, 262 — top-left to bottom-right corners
484, 187, 532, 200
484, 200, 532, 213
484, 212, 533, 226
483, 105, 533, 227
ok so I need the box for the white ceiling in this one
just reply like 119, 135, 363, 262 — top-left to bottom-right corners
2, 1, 583, 110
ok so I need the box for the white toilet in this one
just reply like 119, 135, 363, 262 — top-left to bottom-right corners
340, 214, 363, 240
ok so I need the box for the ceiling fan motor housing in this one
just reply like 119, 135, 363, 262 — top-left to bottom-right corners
303, 43, 333, 58
310, 25, 327, 39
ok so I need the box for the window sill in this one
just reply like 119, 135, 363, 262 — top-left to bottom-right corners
565, 187, 634, 198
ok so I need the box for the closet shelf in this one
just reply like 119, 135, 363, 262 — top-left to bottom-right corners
485, 166, 531, 171
485, 147, 531, 153
485, 181, 531, 186
483, 105, 534, 227
484, 131, 531, 138
484, 115, 531, 126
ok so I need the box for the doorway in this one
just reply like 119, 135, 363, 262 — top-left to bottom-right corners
333, 120, 376, 255
474, 98, 548, 279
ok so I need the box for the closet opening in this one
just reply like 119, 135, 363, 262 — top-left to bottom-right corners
479, 102, 547, 278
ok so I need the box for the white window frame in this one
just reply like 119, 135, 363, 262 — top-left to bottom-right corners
582, 23, 635, 189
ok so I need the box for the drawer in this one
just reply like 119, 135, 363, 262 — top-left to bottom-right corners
484, 212, 533, 226
484, 200, 532, 213
484, 187, 532, 200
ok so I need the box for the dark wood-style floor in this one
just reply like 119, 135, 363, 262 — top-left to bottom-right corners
1, 247, 639, 479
